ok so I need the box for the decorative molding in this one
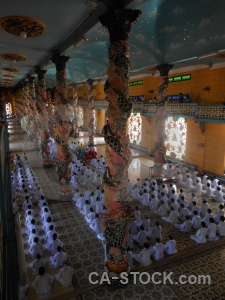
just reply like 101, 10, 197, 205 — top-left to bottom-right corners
0, 53, 26, 62
0, 16, 46, 38
1, 67, 20, 72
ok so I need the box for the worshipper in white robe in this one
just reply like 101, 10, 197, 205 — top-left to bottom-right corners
141, 190, 149, 205
46, 225, 57, 243
142, 216, 150, 231
95, 197, 103, 214
47, 233, 63, 255
38, 195, 47, 209
26, 219, 39, 236
207, 218, 218, 241
162, 206, 179, 224
177, 189, 186, 203
29, 254, 46, 276
127, 230, 134, 249
28, 229, 40, 246
127, 247, 134, 269
133, 243, 152, 266
90, 158, 98, 168
55, 261, 74, 287
154, 200, 168, 217
127, 179, 133, 194
132, 185, 141, 201
148, 194, 159, 211
93, 174, 103, 186
135, 178, 142, 191
214, 204, 225, 223
192, 210, 202, 230
200, 199, 210, 217
212, 176, 219, 189
170, 189, 178, 203
134, 206, 143, 227
151, 238, 165, 260
217, 216, 225, 237
175, 215, 192, 232
90, 214, 102, 235
175, 172, 183, 185
182, 175, 193, 190
29, 237, 43, 258
133, 225, 147, 246
128, 220, 138, 235
164, 235, 177, 255
178, 203, 190, 222
85, 207, 96, 224
72, 190, 80, 202
41, 208, 52, 223
32, 267, 54, 298
50, 246, 67, 268
76, 194, 85, 210
81, 200, 91, 217
203, 209, 214, 227
212, 187, 224, 202
147, 221, 162, 240
94, 187, 101, 198
43, 216, 55, 233
202, 183, 213, 198
192, 180, 202, 196
190, 222, 207, 244
25, 211, 34, 228
170, 198, 179, 213
100, 190, 105, 203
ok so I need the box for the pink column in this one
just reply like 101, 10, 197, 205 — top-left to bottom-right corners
87, 79, 95, 147
99, 7, 141, 280
153, 63, 173, 178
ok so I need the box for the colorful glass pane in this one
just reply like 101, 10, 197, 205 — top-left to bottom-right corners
165, 117, 187, 160
128, 112, 142, 144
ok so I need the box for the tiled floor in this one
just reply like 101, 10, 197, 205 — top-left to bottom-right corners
8, 118, 225, 300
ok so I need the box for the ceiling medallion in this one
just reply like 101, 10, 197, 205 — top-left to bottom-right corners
0, 16, 46, 38
0, 53, 27, 62
1, 67, 20, 72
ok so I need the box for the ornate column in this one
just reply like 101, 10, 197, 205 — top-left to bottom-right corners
70, 83, 79, 138
87, 78, 95, 147
36, 68, 52, 166
51, 54, 72, 200
99, 7, 141, 282
153, 63, 173, 178
27, 75, 39, 149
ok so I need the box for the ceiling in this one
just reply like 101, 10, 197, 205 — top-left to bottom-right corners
1, 0, 225, 88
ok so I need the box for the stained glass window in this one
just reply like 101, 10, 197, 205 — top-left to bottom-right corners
128, 112, 142, 144
165, 116, 187, 160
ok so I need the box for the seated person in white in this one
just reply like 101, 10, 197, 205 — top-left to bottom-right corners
41, 208, 51, 223
212, 176, 219, 189
217, 216, 225, 237
127, 230, 134, 249
90, 213, 102, 235
55, 261, 74, 287
154, 200, 168, 217
175, 172, 183, 185
202, 183, 213, 198
128, 220, 138, 235
200, 199, 210, 218
207, 218, 218, 241
203, 208, 214, 227
46, 225, 57, 243
29, 254, 46, 275
141, 189, 150, 205
133, 225, 147, 247
38, 195, 47, 209
47, 233, 63, 255
133, 242, 152, 267
85, 207, 96, 224
191, 202, 201, 218
192, 210, 202, 230
50, 246, 68, 268
170, 198, 179, 213
192, 179, 202, 196
175, 215, 192, 232
29, 237, 43, 258
182, 175, 193, 190
148, 194, 159, 211
32, 267, 54, 298
164, 235, 177, 255
190, 221, 207, 244
178, 203, 190, 222
212, 187, 224, 202
94, 187, 101, 198
147, 221, 162, 240
81, 200, 91, 217
151, 238, 165, 260
127, 247, 134, 269
43, 216, 55, 233
28, 228, 41, 246
135, 178, 142, 191
170, 189, 178, 203
134, 206, 143, 227
26, 219, 39, 236
162, 206, 179, 224
72, 189, 80, 202
93, 174, 102, 186
95, 197, 103, 214
132, 185, 141, 201
76, 194, 85, 210
127, 179, 133, 194
214, 204, 225, 223
142, 216, 150, 231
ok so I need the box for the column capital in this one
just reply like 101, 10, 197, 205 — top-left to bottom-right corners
156, 63, 174, 76
99, 7, 141, 41
86, 78, 94, 86
51, 55, 69, 72
35, 68, 47, 80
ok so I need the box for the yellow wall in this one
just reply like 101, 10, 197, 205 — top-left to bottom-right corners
140, 116, 156, 152
95, 109, 105, 133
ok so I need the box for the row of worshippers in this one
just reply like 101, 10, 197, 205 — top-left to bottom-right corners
69, 141, 97, 159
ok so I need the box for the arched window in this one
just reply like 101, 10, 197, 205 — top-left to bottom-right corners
165, 117, 187, 160
128, 112, 142, 145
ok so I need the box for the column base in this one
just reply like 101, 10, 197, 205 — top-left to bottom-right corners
59, 185, 72, 201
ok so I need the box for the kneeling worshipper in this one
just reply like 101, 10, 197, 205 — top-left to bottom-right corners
151, 238, 165, 261
133, 225, 147, 247
32, 267, 54, 298
164, 235, 177, 255
55, 261, 74, 287
207, 218, 218, 241
50, 246, 68, 268
133, 242, 152, 267
29, 254, 46, 276
217, 216, 225, 237
190, 221, 207, 244
175, 215, 192, 233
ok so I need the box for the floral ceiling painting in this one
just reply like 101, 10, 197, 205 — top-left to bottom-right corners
165, 116, 187, 160
128, 112, 142, 145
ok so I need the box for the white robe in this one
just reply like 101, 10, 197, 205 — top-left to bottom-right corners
32, 273, 54, 298
190, 227, 207, 243
207, 223, 218, 241
133, 248, 151, 266
29, 257, 46, 275
55, 266, 73, 287
164, 240, 177, 255
162, 211, 178, 224
152, 243, 164, 260
133, 230, 147, 246
50, 252, 67, 268
217, 222, 225, 236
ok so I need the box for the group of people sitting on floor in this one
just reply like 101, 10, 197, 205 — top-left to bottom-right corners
69, 141, 97, 159
11, 154, 74, 299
